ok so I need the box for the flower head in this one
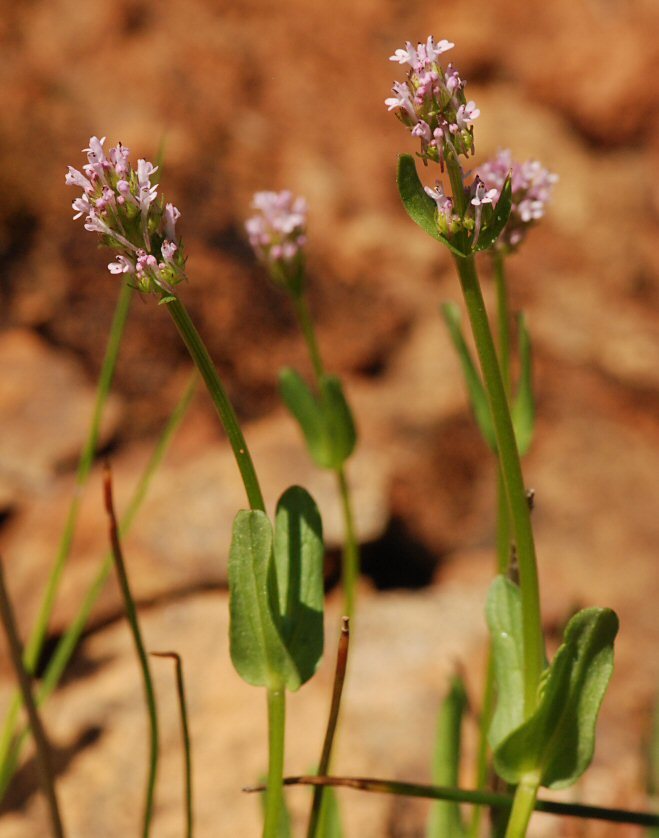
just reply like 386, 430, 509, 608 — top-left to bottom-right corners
478, 149, 558, 251
245, 191, 307, 293
66, 137, 186, 295
385, 36, 478, 167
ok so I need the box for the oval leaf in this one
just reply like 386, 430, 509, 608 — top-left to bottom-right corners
493, 607, 619, 788
272, 486, 325, 690
228, 510, 291, 690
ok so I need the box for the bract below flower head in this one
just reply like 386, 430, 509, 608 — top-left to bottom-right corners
66, 136, 187, 295
246, 190, 307, 294
478, 149, 558, 252
385, 36, 479, 168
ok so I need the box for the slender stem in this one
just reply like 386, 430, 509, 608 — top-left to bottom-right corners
471, 255, 515, 835
0, 558, 65, 838
263, 689, 286, 838
505, 774, 540, 838
307, 617, 350, 838
165, 297, 265, 512
0, 375, 196, 800
267, 775, 659, 827
0, 283, 133, 773
292, 294, 325, 380
452, 253, 544, 715
494, 252, 511, 394
103, 467, 159, 838
290, 291, 360, 621
496, 467, 512, 575
336, 468, 359, 622
152, 653, 193, 838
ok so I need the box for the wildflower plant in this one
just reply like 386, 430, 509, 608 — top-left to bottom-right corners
246, 190, 359, 620
390, 36, 617, 837
65, 139, 327, 836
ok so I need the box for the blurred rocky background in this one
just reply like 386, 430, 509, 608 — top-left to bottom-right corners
1, 0, 658, 834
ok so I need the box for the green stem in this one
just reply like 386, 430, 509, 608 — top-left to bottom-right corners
505, 774, 540, 838
0, 282, 133, 781
263, 689, 286, 838
0, 376, 196, 799
104, 468, 159, 838
292, 294, 324, 381
290, 291, 360, 621
0, 558, 65, 838
165, 297, 265, 512
274, 775, 659, 827
336, 467, 359, 622
496, 467, 512, 575
494, 252, 511, 395
471, 254, 515, 835
451, 253, 544, 715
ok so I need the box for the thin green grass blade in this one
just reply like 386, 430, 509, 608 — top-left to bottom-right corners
427, 675, 468, 837
0, 281, 133, 781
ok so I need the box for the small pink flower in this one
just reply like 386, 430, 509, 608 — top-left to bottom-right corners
108, 255, 134, 274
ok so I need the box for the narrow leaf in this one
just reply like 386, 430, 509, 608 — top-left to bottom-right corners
427, 675, 468, 837
441, 302, 497, 451
486, 576, 525, 751
494, 607, 619, 788
316, 786, 342, 837
272, 486, 324, 690
511, 314, 535, 455
228, 510, 290, 690
473, 175, 513, 253
397, 155, 468, 257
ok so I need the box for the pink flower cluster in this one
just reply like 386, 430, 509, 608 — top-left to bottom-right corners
478, 149, 558, 251
66, 136, 185, 294
386, 36, 479, 167
245, 191, 307, 289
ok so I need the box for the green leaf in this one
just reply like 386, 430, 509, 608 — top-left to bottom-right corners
397, 155, 468, 257
473, 175, 513, 253
316, 786, 343, 838
441, 302, 497, 451
279, 369, 357, 469
511, 314, 535, 456
318, 375, 357, 468
279, 368, 326, 461
494, 607, 619, 789
228, 510, 291, 690
229, 487, 325, 692
272, 486, 324, 690
427, 675, 468, 837
486, 576, 526, 751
